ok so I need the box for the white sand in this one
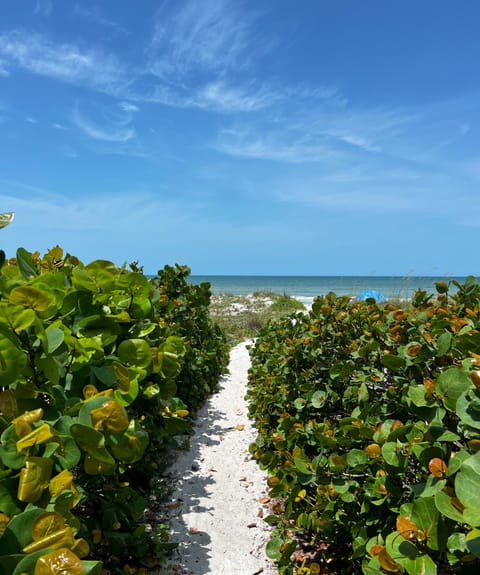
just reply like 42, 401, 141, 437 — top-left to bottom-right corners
162, 341, 277, 575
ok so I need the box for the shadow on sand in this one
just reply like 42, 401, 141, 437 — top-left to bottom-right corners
158, 382, 237, 575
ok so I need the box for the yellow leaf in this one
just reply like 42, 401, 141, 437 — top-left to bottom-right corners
16, 423, 57, 453
92, 528, 102, 544
83, 385, 114, 400
83, 384, 99, 399
23, 526, 74, 554
378, 547, 401, 572
235, 424, 245, 431
49, 470, 81, 509
18, 457, 53, 503
12, 408, 43, 437
32, 512, 65, 540
295, 489, 307, 502
175, 409, 189, 418
71, 537, 90, 559
90, 400, 129, 432
33, 547, 82, 575
365, 443, 381, 458
49, 470, 74, 498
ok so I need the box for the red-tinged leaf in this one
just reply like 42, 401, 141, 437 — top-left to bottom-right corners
428, 457, 448, 478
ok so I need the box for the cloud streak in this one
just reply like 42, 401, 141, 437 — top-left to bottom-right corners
0, 30, 129, 94
148, 0, 254, 81
71, 104, 135, 142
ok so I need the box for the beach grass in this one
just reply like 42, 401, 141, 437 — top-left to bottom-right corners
210, 291, 306, 346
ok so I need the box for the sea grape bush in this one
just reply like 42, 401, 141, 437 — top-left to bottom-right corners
247, 277, 480, 575
0, 247, 228, 574
152, 264, 229, 408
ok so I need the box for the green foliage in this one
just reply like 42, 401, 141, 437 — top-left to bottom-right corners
0, 247, 229, 574
210, 292, 306, 346
152, 264, 229, 408
247, 279, 480, 574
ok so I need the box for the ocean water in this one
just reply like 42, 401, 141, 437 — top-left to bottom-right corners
189, 275, 474, 305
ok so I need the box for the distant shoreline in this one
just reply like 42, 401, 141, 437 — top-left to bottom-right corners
189, 274, 473, 300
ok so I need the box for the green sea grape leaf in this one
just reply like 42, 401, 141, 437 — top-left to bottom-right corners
381, 354, 405, 371
311, 390, 326, 408
118, 338, 152, 368
463, 506, 480, 528
436, 368, 471, 411
12, 309, 36, 331
117, 272, 150, 296
45, 327, 64, 354
71, 268, 98, 292
9, 286, 49, 311
83, 454, 115, 475
77, 315, 120, 343
382, 442, 401, 467
0, 508, 44, 554
0, 333, 27, 386
9, 550, 49, 575
55, 435, 81, 469
0, 424, 27, 468
0, 479, 23, 515
456, 390, 480, 431
447, 532, 468, 556
70, 423, 115, 466
81, 561, 103, 575
112, 361, 130, 391
16, 247, 38, 279
114, 377, 139, 407
410, 497, 441, 550
455, 452, 480, 509
434, 490, 465, 523
346, 449, 368, 468
436, 332, 452, 356
110, 430, 149, 463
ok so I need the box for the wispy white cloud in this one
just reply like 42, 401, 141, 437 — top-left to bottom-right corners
327, 131, 380, 153
195, 81, 279, 112
0, 30, 129, 94
26, 116, 37, 124
72, 104, 135, 142
215, 128, 340, 163
214, 103, 418, 164
119, 102, 139, 113
51, 122, 66, 130
148, 0, 254, 81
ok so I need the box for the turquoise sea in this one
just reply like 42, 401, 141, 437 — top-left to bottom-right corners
189, 275, 475, 305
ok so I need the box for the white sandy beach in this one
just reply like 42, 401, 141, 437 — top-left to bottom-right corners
162, 341, 277, 575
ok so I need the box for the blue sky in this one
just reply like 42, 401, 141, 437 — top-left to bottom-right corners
0, 1, 479, 276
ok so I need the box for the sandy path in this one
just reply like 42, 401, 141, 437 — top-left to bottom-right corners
163, 341, 276, 575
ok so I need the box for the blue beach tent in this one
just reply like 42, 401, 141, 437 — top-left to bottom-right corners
355, 289, 387, 303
